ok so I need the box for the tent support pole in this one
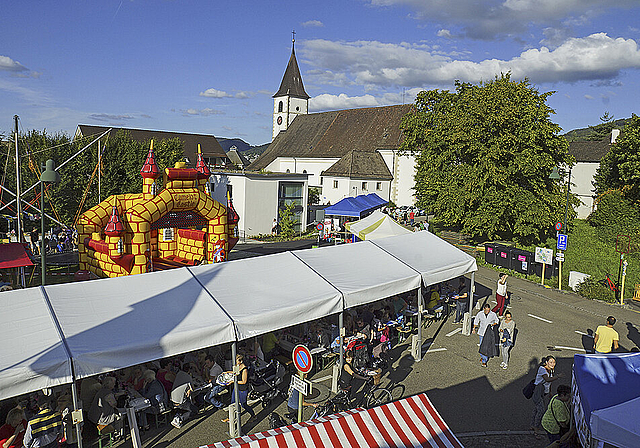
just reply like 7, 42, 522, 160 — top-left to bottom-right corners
70, 363, 83, 448
416, 286, 423, 361
231, 341, 242, 436
464, 272, 475, 336
338, 311, 344, 369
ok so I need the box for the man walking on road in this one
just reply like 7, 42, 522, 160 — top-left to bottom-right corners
594, 316, 619, 354
473, 304, 499, 367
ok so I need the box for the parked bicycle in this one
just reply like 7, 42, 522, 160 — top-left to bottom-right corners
311, 377, 399, 418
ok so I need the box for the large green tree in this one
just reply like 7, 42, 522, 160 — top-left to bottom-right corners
401, 74, 577, 244
594, 114, 640, 204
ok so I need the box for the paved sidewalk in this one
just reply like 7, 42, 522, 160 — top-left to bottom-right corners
457, 431, 549, 447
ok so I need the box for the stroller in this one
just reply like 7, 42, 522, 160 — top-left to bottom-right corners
248, 359, 287, 407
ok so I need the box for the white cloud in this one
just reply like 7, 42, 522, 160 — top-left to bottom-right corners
0, 55, 28, 72
89, 113, 134, 122
436, 29, 452, 39
584, 94, 595, 100
302, 20, 324, 28
309, 93, 381, 111
302, 34, 640, 88
180, 108, 225, 116
200, 88, 232, 98
367, 0, 637, 40
199, 88, 253, 99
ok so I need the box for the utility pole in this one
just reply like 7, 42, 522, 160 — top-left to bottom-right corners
14, 115, 25, 288
14, 115, 22, 243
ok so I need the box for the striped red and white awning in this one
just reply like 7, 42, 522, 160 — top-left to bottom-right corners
203, 393, 463, 448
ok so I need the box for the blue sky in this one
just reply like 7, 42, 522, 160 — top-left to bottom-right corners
2, 0, 640, 146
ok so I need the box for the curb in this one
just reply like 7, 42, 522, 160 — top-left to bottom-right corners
456, 430, 536, 437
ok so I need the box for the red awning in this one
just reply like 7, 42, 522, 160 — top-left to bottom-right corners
204, 393, 463, 448
0, 243, 34, 269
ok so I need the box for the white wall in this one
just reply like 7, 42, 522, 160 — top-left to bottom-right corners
269, 157, 338, 187
348, 179, 390, 201
210, 173, 308, 236
571, 162, 599, 219
273, 97, 308, 140
320, 176, 351, 205
378, 149, 417, 206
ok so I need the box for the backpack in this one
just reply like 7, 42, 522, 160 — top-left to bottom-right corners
522, 379, 535, 399
351, 341, 369, 370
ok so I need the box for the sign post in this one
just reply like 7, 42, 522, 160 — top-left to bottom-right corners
535, 247, 554, 287
292, 344, 313, 423
621, 259, 628, 305
616, 235, 630, 301
556, 234, 568, 290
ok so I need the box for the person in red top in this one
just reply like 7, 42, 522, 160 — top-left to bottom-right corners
0, 407, 27, 448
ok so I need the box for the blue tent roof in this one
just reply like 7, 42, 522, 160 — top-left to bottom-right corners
366, 193, 387, 207
324, 194, 388, 218
573, 352, 640, 422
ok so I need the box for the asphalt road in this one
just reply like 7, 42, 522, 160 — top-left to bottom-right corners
110, 264, 639, 448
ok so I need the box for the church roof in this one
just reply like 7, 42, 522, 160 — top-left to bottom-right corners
568, 140, 611, 162
75, 125, 228, 166
249, 104, 412, 171
321, 150, 393, 180
273, 46, 309, 100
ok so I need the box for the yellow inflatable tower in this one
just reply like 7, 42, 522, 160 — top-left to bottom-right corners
77, 142, 239, 278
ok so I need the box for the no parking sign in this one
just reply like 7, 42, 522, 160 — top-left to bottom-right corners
292, 344, 313, 374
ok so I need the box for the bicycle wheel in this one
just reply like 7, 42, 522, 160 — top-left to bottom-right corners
366, 388, 392, 408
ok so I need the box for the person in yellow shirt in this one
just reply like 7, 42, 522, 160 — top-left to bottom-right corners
594, 316, 619, 354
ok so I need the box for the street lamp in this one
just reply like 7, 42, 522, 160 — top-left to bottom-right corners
40, 159, 60, 286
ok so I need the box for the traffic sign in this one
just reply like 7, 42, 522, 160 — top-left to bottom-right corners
555, 222, 562, 231
557, 234, 568, 251
292, 344, 313, 374
535, 247, 554, 265
316, 222, 323, 231
556, 252, 565, 262
290, 375, 312, 395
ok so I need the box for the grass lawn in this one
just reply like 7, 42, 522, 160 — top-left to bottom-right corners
508, 220, 639, 302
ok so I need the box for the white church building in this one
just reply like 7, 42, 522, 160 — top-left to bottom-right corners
250, 38, 417, 208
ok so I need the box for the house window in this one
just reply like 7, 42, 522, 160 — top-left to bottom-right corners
320, 177, 323, 185
362, 182, 367, 191
376, 182, 382, 190
278, 101, 283, 113
278, 182, 304, 232
333, 180, 338, 189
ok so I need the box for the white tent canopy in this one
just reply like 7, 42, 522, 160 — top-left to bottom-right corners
44, 268, 236, 381
0, 231, 477, 401
373, 231, 477, 287
346, 210, 412, 240
293, 242, 422, 309
189, 252, 343, 341
0, 288, 72, 401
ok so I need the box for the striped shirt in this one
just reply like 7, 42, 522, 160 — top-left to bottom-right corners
23, 408, 62, 448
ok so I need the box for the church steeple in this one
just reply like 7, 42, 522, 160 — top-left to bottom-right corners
273, 31, 309, 140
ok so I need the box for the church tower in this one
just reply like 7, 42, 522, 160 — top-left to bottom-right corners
273, 31, 309, 140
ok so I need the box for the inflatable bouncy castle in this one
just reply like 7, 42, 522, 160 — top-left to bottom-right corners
77, 142, 239, 278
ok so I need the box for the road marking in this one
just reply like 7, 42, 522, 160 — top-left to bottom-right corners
446, 328, 462, 337
554, 346, 586, 352
527, 313, 552, 323
575, 330, 594, 338
425, 348, 447, 353
311, 375, 333, 383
